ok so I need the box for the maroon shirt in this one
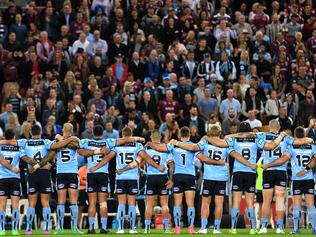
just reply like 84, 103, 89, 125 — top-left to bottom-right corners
158, 99, 179, 120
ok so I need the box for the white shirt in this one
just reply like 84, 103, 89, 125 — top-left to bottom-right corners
72, 39, 90, 55
245, 119, 262, 129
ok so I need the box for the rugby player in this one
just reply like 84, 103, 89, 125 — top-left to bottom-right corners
207, 122, 287, 235
89, 127, 165, 234
258, 120, 313, 234
147, 126, 229, 234
77, 125, 146, 234
169, 124, 256, 234
0, 129, 39, 236
262, 127, 316, 234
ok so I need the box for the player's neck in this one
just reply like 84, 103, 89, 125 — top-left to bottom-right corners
32, 136, 41, 139
180, 138, 189, 142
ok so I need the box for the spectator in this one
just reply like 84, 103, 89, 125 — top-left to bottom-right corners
221, 108, 241, 135
197, 53, 215, 83
5, 114, 20, 138
87, 89, 107, 116
80, 120, 94, 139
220, 89, 241, 120
265, 90, 282, 121
181, 105, 205, 136
242, 87, 264, 118
111, 53, 128, 87
306, 118, 316, 141
197, 87, 218, 121
283, 93, 296, 123
103, 121, 119, 139
158, 89, 179, 123
276, 106, 294, 131
86, 30, 108, 61
245, 110, 262, 130
215, 51, 237, 82
297, 89, 316, 127
9, 14, 27, 43
72, 32, 89, 55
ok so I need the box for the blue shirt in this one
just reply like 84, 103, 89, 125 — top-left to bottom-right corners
220, 98, 241, 119
112, 142, 144, 180
116, 63, 124, 81
227, 133, 266, 173
103, 130, 119, 139
18, 139, 52, 169
0, 144, 24, 179
145, 147, 173, 175
79, 138, 116, 174
262, 133, 294, 171
197, 98, 218, 117
287, 144, 316, 181
167, 142, 196, 176
197, 139, 229, 181
55, 143, 79, 174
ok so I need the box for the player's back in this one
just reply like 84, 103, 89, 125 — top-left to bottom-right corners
227, 134, 265, 173
146, 147, 172, 175
18, 138, 52, 168
289, 144, 316, 181
80, 138, 109, 174
113, 142, 143, 180
56, 145, 78, 174
198, 139, 229, 181
262, 133, 293, 171
0, 144, 21, 179
167, 142, 196, 176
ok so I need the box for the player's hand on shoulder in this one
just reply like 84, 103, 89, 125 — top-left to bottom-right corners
280, 131, 287, 137
169, 139, 177, 145
55, 134, 64, 141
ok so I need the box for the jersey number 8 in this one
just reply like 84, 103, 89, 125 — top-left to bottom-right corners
241, 148, 251, 160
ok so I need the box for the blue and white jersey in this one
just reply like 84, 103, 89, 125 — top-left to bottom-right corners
145, 147, 173, 175
18, 139, 52, 169
287, 144, 316, 181
262, 133, 293, 171
167, 142, 196, 176
55, 142, 78, 174
0, 144, 24, 179
227, 133, 266, 173
79, 138, 116, 174
112, 142, 144, 180
197, 139, 229, 181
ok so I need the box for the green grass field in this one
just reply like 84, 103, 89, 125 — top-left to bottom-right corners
2, 229, 316, 236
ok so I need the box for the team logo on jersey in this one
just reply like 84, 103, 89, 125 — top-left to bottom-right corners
147, 190, 153, 195
173, 187, 180, 192
294, 189, 301, 194
249, 187, 255, 192
13, 190, 20, 195
88, 187, 93, 192
161, 190, 168, 195
132, 188, 138, 193
58, 184, 65, 189
308, 189, 314, 193
116, 188, 122, 193
0, 191, 5, 195
46, 188, 52, 192
263, 184, 271, 188
219, 190, 225, 194
280, 181, 286, 186
233, 185, 239, 190
29, 188, 36, 193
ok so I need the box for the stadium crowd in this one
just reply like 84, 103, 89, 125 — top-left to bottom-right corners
0, 0, 316, 235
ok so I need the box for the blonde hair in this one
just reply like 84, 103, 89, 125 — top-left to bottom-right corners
64, 71, 76, 84
207, 124, 222, 137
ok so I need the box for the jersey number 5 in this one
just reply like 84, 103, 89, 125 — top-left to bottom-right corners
61, 150, 71, 162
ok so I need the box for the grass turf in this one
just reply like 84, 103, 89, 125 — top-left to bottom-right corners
1, 228, 315, 236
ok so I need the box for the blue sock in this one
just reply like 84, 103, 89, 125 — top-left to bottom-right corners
308, 206, 316, 229
12, 209, 19, 231
57, 204, 65, 229
26, 207, 35, 231
101, 218, 107, 230
293, 206, 301, 231
214, 219, 221, 231
201, 218, 207, 229
173, 206, 181, 227
187, 207, 195, 227
231, 208, 239, 229
88, 217, 95, 231
276, 219, 284, 230
145, 219, 151, 230
117, 205, 125, 230
261, 217, 268, 228
69, 204, 78, 229
247, 209, 256, 229
128, 205, 136, 230
0, 211, 5, 231
163, 218, 169, 230
42, 207, 50, 231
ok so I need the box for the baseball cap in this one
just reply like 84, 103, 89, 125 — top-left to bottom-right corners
162, 73, 171, 80
144, 77, 152, 83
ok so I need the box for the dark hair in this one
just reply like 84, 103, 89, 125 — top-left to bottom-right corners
93, 125, 104, 136
294, 126, 305, 138
239, 122, 251, 132
31, 124, 42, 136
180, 126, 190, 138
4, 129, 15, 140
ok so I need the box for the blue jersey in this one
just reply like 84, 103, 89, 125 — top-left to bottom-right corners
0, 144, 24, 179
167, 142, 196, 176
112, 142, 143, 180
55, 143, 78, 174
145, 147, 173, 175
227, 133, 266, 173
79, 138, 116, 174
262, 133, 293, 171
287, 144, 316, 181
197, 139, 229, 181
18, 139, 52, 169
